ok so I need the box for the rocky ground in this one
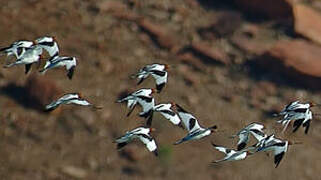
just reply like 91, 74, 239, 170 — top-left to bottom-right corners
0, 0, 321, 179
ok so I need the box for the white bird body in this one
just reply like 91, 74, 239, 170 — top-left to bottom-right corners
4, 45, 43, 74
212, 144, 250, 163
277, 101, 313, 133
152, 103, 181, 125
0, 40, 34, 58
132, 63, 168, 93
232, 123, 267, 150
279, 101, 311, 115
35, 36, 59, 57
45, 93, 95, 111
117, 88, 155, 117
115, 127, 158, 156
174, 104, 217, 145
257, 139, 289, 168
40, 55, 77, 79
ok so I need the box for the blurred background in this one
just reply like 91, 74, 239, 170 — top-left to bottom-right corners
0, 0, 321, 179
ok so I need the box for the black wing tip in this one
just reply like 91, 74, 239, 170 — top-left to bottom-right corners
67, 66, 75, 79
25, 64, 32, 74
156, 83, 165, 93
117, 142, 128, 150
175, 103, 188, 113
44, 108, 54, 112
211, 141, 218, 147
153, 149, 158, 156
237, 142, 246, 151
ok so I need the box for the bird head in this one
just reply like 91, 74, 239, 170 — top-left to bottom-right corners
164, 64, 170, 70
246, 151, 255, 156
309, 102, 321, 107
52, 36, 57, 42
151, 88, 156, 94
77, 92, 83, 99
149, 128, 156, 133
209, 125, 218, 133
288, 141, 302, 146
32, 40, 38, 45
170, 101, 176, 109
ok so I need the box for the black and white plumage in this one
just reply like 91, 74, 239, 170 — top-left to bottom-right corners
114, 127, 158, 156
277, 101, 312, 116
145, 102, 182, 127
292, 110, 312, 134
212, 143, 253, 163
257, 138, 290, 168
39, 55, 77, 79
35, 36, 59, 57
132, 63, 169, 93
45, 93, 100, 111
174, 104, 217, 145
276, 101, 315, 133
231, 123, 267, 151
0, 40, 35, 59
3, 45, 43, 74
117, 88, 155, 118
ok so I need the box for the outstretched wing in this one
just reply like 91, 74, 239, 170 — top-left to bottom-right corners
154, 104, 181, 125
211, 143, 234, 155
176, 104, 201, 132
137, 133, 158, 156
237, 132, 249, 151
150, 70, 167, 93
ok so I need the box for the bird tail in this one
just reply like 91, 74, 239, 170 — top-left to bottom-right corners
3, 63, 15, 68
173, 138, 185, 145
39, 68, 47, 74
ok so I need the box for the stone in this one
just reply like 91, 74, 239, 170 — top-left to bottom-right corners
259, 39, 321, 89
293, 4, 321, 46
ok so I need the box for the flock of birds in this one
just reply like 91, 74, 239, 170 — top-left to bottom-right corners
0, 37, 100, 111
114, 64, 317, 168
1, 37, 318, 168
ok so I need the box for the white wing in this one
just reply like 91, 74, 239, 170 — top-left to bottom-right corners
176, 104, 201, 132
36, 36, 59, 57
137, 96, 154, 113
66, 99, 92, 106
237, 132, 249, 150
212, 144, 235, 155
154, 104, 181, 125
137, 133, 158, 155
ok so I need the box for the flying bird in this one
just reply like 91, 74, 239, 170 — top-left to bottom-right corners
39, 55, 77, 79
230, 123, 267, 151
145, 102, 182, 127
116, 88, 155, 117
131, 63, 169, 93
211, 143, 254, 163
3, 45, 43, 74
0, 40, 35, 59
174, 104, 217, 145
35, 36, 59, 57
45, 93, 101, 111
114, 127, 158, 156
257, 138, 301, 168
276, 101, 316, 133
